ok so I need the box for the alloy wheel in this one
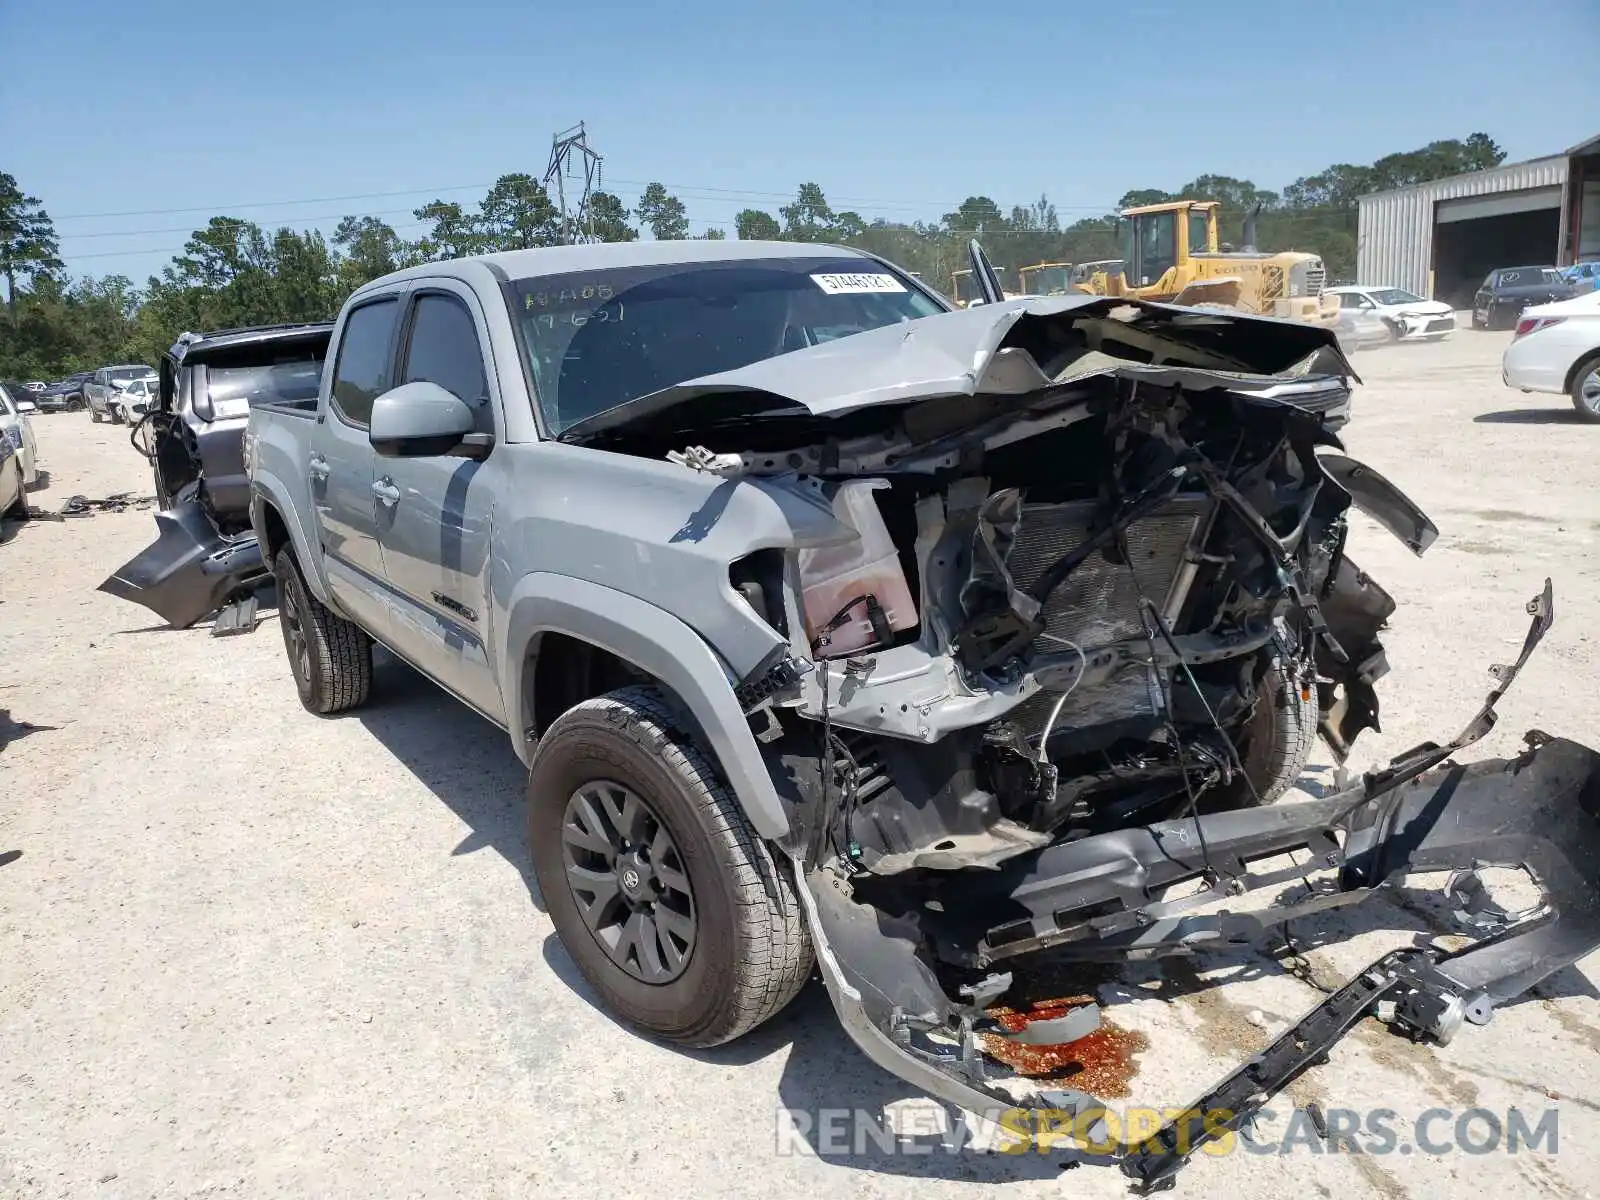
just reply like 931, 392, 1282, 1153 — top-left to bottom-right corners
1580, 368, 1600, 417
560, 781, 697, 984
279, 575, 312, 685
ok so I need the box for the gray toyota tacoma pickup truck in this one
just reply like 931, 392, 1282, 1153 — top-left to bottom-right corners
244, 239, 1600, 1186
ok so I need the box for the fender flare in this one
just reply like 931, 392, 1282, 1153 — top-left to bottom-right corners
249, 474, 334, 607
503, 572, 791, 840
1318, 453, 1439, 556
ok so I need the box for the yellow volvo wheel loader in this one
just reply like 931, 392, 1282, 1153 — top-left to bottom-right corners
1066, 200, 1341, 325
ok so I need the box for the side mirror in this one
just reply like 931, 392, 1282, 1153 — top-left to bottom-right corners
369, 381, 492, 460
17, 400, 37, 413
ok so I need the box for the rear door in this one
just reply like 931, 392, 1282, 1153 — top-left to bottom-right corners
309, 293, 402, 637
371, 284, 504, 723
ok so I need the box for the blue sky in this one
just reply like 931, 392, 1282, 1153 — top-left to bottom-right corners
6, 0, 1598, 284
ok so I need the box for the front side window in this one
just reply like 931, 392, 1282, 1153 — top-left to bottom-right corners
402, 294, 488, 409
331, 298, 399, 426
507, 257, 943, 435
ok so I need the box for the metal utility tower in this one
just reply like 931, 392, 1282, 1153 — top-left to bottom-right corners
543, 123, 604, 245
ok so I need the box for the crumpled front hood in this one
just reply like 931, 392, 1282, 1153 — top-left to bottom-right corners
559, 295, 1357, 440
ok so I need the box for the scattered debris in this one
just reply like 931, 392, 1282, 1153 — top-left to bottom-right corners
211, 594, 261, 637
59, 493, 157, 518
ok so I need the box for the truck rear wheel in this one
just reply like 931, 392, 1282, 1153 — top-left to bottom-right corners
527, 685, 812, 1047
273, 548, 372, 714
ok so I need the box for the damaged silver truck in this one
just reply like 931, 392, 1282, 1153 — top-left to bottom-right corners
232, 240, 1598, 1189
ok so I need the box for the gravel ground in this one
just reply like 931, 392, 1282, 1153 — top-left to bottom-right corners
3, 327, 1599, 1199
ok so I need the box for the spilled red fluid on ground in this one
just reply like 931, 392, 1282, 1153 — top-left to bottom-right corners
982, 996, 1150, 1099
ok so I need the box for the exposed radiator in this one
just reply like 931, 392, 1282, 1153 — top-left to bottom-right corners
1003, 495, 1209, 732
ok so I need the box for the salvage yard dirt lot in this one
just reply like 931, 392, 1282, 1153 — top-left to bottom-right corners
3, 328, 1600, 1199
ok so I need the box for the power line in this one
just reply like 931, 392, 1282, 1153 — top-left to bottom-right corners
52, 184, 497, 223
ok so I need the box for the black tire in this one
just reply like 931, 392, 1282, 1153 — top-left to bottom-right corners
527, 685, 812, 1048
1569, 352, 1600, 423
1208, 632, 1317, 809
90, 406, 102, 423
2, 459, 24, 519
272, 547, 372, 714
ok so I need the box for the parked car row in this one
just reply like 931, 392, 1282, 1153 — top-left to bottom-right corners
20, 365, 158, 422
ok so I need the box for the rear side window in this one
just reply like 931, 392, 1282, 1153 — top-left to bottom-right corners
331, 298, 399, 426
401, 294, 489, 409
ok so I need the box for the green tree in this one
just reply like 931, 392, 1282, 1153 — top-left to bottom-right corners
269, 228, 341, 322
477, 174, 560, 251
165, 217, 269, 288
1116, 188, 1175, 210
585, 192, 637, 242
413, 200, 482, 261
941, 196, 1009, 236
635, 182, 689, 240
0, 171, 64, 326
333, 216, 416, 289
697, 227, 727, 240
780, 183, 836, 241
735, 209, 781, 240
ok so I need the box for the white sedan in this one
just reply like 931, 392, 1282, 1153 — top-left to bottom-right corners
0, 382, 40, 489
1326, 285, 1457, 342
1501, 288, 1600, 421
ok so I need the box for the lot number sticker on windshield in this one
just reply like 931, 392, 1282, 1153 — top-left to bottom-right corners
811, 272, 907, 295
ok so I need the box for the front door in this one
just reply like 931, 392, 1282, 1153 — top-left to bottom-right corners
371, 285, 504, 724
309, 294, 400, 638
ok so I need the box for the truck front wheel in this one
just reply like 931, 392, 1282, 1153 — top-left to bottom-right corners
527, 686, 812, 1047
273, 548, 373, 714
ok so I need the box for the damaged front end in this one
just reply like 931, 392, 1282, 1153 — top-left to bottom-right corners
594, 295, 1600, 1187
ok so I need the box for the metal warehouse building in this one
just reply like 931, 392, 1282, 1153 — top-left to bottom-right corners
1357, 134, 1600, 306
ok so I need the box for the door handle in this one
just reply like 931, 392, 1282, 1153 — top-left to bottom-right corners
371, 479, 401, 507
308, 454, 330, 482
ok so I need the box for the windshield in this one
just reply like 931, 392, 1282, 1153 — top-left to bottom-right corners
1495, 268, 1555, 287
508, 256, 944, 434
1021, 266, 1071, 295
1370, 288, 1424, 305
